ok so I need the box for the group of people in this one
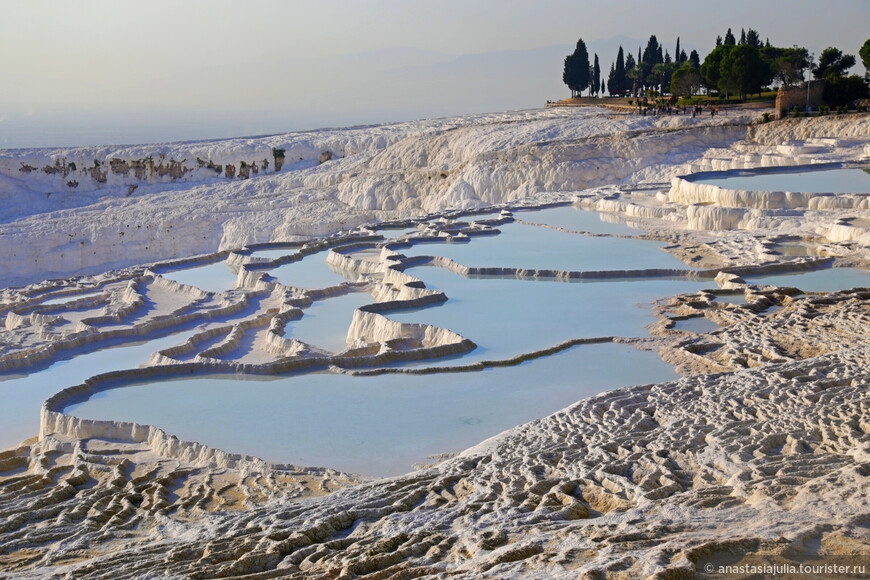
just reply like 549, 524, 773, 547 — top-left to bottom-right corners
692, 105, 721, 118
637, 103, 723, 118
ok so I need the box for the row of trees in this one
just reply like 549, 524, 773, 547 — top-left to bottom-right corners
562, 40, 605, 97
563, 30, 870, 105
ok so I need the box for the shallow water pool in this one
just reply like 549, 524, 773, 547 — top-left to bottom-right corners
746, 267, 870, 292
286, 291, 374, 352
0, 330, 197, 449
245, 246, 304, 260
714, 294, 747, 305
34, 206, 870, 478
386, 266, 708, 364
40, 291, 104, 306
67, 342, 678, 477
265, 252, 354, 289
160, 261, 238, 293
694, 168, 870, 194
401, 221, 689, 272
671, 317, 720, 333
511, 205, 641, 235
773, 242, 823, 257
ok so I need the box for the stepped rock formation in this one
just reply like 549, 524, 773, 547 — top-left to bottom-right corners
1, 108, 870, 577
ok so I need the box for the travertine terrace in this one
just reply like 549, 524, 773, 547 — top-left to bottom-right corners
2, 107, 870, 578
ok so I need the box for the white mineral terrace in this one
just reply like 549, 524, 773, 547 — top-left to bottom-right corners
2, 107, 870, 578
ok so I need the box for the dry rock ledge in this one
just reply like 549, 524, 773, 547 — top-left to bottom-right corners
1, 109, 870, 577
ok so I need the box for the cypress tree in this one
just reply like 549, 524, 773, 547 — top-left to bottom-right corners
624, 52, 636, 94
861, 39, 870, 82
675, 37, 681, 63
607, 62, 616, 94
562, 38, 591, 97
614, 46, 626, 94
575, 40, 590, 92
643, 36, 661, 65
745, 29, 761, 49
593, 53, 601, 96
562, 54, 577, 97
724, 28, 736, 46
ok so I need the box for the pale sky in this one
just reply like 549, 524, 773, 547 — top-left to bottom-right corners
1, 0, 868, 148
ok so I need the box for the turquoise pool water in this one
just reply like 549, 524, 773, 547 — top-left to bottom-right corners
40, 291, 103, 306
0, 330, 197, 449
401, 221, 689, 272
714, 294, 747, 305
694, 168, 870, 193
24, 205, 870, 479
266, 252, 354, 289
286, 291, 374, 353
672, 317, 720, 333
387, 266, 708, 364
377, 227, 420, 239
67, 342, 678, 477
512, 205, 641, 235
746, 267, 870, 292
246, 246, 304, 260
773, 242, 822, 257
160, 261, 238, 293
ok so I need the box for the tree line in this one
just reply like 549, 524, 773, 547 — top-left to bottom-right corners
563, 30, 870, 106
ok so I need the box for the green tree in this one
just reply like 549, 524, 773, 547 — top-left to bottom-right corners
719, 44, 771, 100
671, 66, 702, 96
701, 44, 733, 94
724, 28, 736, 46
562, 54, 578, 97
623, 52, 636, 93
689, 50, 701, 70
778, 47, 810, 86
613, 46, 627, 94
593, 53, 601, 96
813, 47, 856, 79
745, 29, 762, 49
824, 75, 870, 106
627, 64, 643, 97
663, 52, 675, 93
563, 38, 591, 97
639, 35, 663, 92
857, 39, 870, 81
652, 62, 671, 93
607, 62, 617, 95
760, 45, 809, 86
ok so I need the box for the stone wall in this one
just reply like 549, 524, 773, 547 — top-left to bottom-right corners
776, 81, 825, 118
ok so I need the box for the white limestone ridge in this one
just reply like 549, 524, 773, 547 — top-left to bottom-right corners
3, 108, 870, 578
0, 108, 762, 287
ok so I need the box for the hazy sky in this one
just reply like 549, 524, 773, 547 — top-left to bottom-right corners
2, 0, 868, 148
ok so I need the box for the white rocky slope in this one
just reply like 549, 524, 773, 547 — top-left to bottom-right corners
0, 108, 757, 287
7, 298, 870, 579
2, 110, 870, 578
